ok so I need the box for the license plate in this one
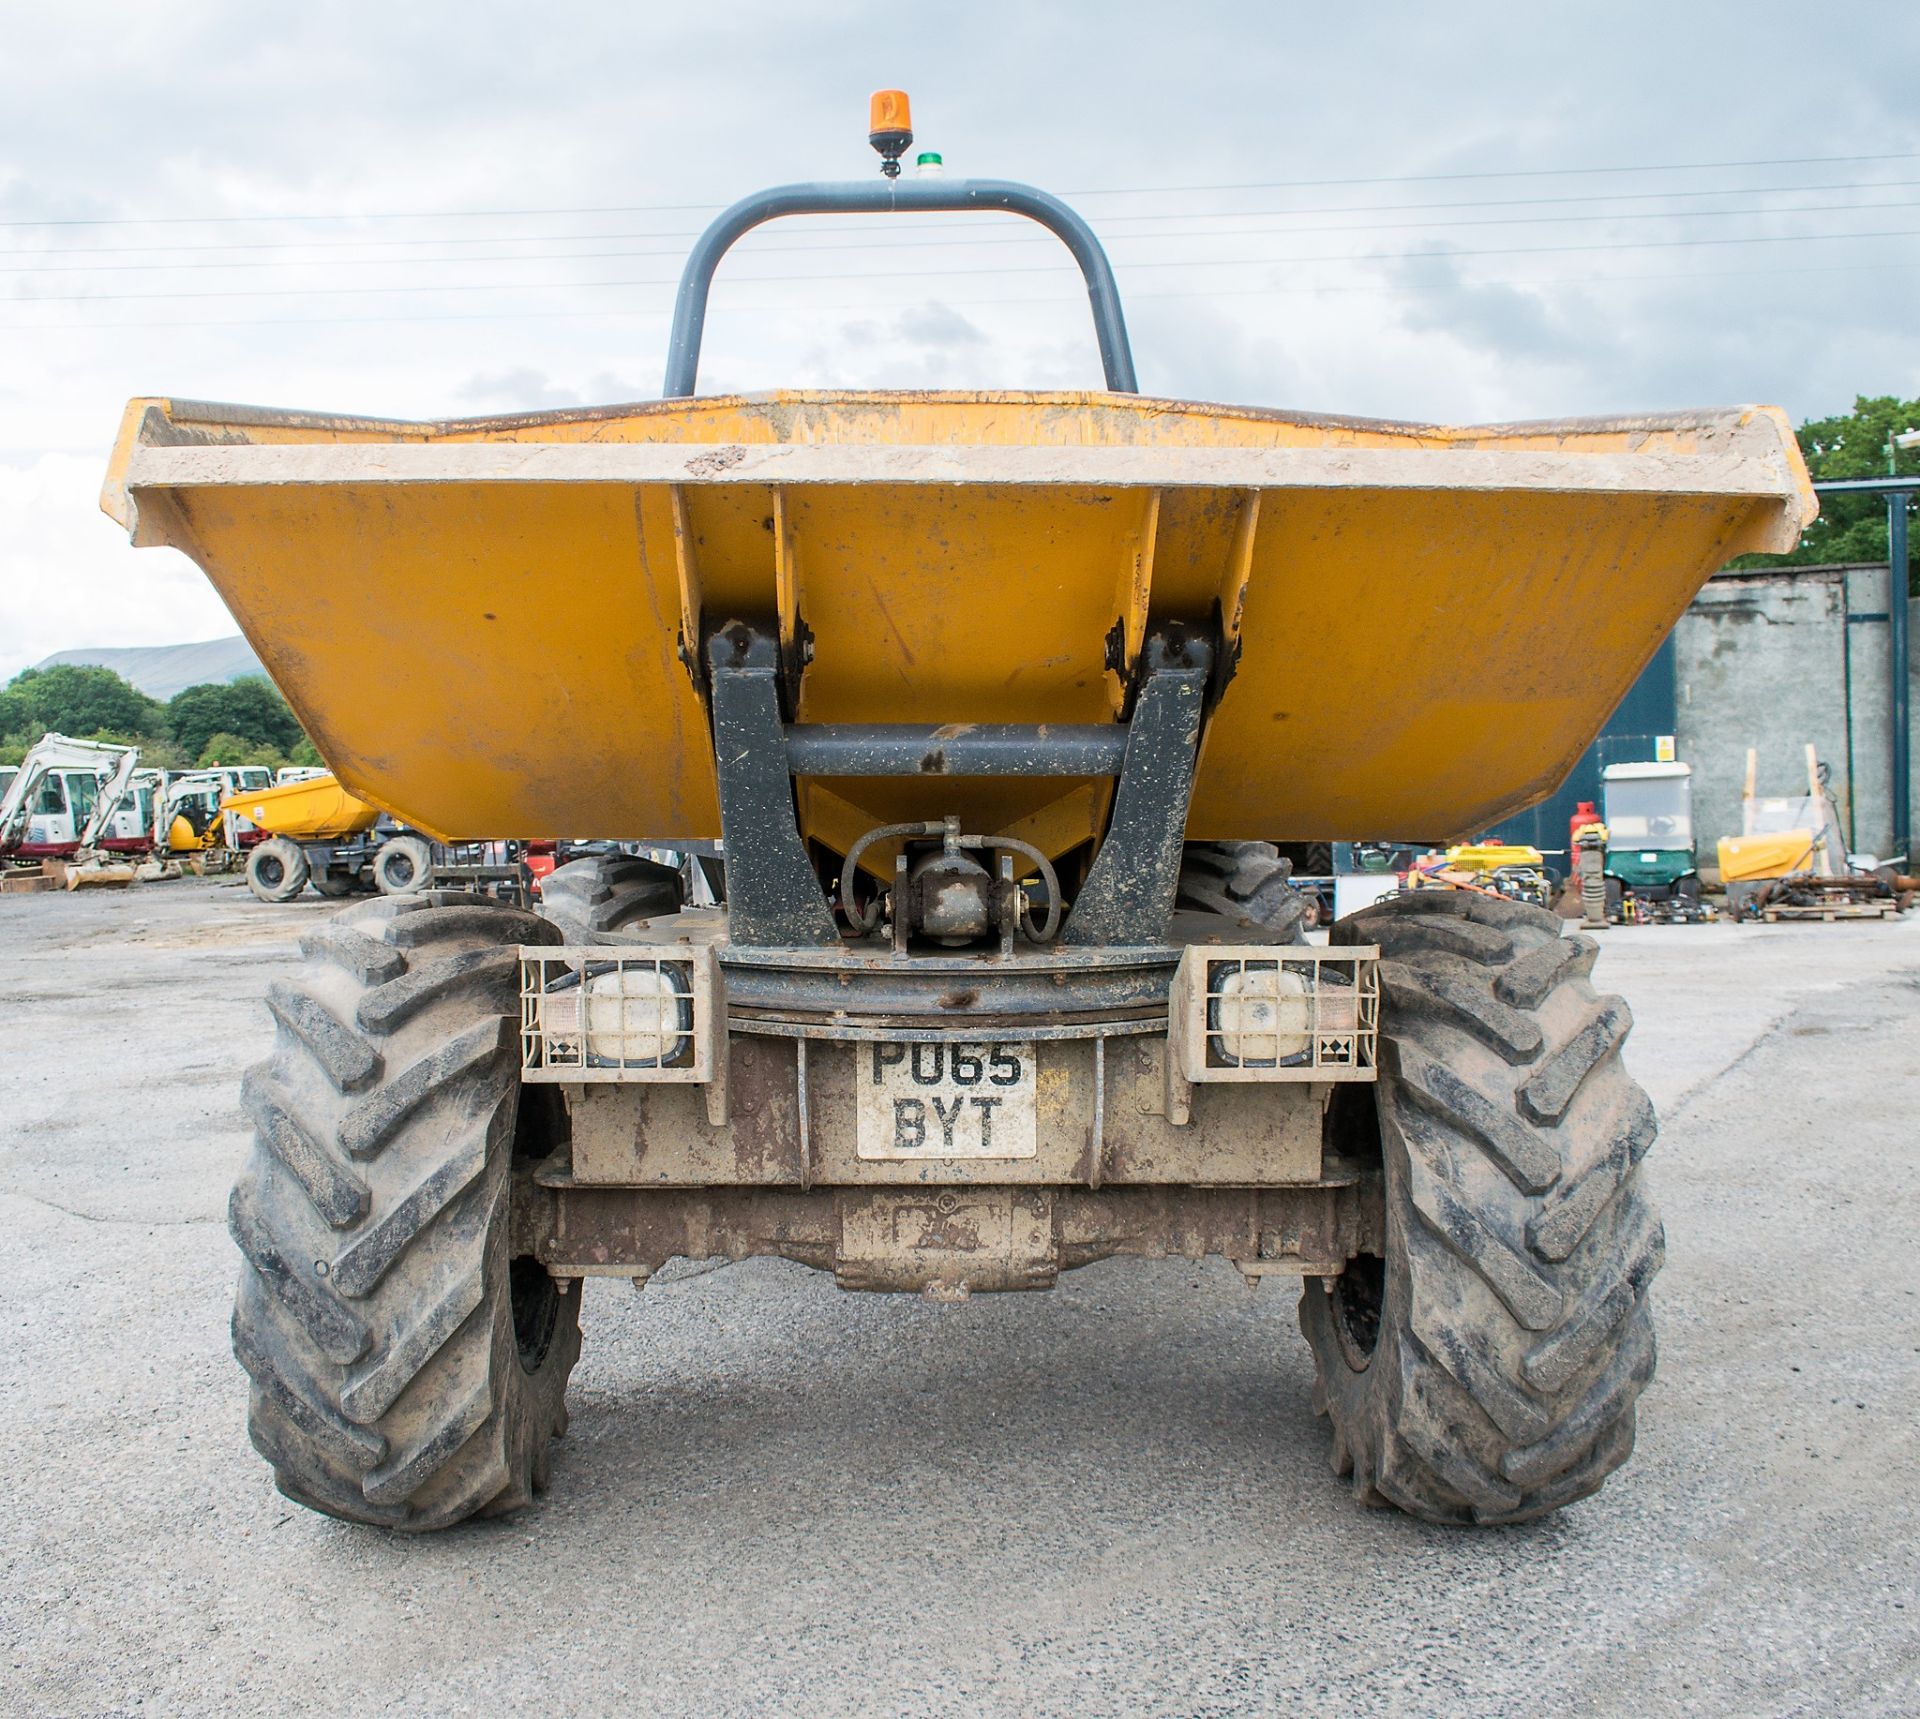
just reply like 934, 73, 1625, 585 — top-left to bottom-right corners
854, 1041, 1039, 1160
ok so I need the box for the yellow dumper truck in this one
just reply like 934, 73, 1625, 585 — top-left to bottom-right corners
223, 771, 445, 902
226, 772, 382, 901
102, 103, 1812, 1531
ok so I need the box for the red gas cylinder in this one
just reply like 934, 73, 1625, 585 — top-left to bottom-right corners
522, 839, 559, 897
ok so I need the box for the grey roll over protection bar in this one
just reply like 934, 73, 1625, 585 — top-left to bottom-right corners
662, 177, 1139, 398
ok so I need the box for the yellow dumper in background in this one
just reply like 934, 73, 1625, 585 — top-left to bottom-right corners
220, 771, 386, 902
225, 772, 380, 844
101, 95, 1814, 1536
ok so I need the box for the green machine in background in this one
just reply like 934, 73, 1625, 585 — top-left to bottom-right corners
1602, 760, 1707, 921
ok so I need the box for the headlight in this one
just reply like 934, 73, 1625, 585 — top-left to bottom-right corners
1208, 961, 1312, 1067
582, 963, 694, 1067
527, 956, 698, 1073
1165, 944, 1379, 1118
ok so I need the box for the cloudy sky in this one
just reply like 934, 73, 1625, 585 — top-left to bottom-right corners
3, 2, 1917, 680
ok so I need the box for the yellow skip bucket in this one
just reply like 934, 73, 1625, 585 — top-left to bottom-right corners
223, 773, 380, 842
105, 393, 1812, 852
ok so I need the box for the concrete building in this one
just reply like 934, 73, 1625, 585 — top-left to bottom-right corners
1493, 562, 1916, 872
1676, 563, 1916, 867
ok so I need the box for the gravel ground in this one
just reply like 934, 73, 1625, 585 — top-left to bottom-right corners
1, 879, 1916, 1717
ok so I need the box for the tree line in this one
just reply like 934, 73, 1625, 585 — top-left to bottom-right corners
1732, 392, 1920, 576
0, 664, 321, 772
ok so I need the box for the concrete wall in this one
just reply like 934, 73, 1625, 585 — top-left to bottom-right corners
1674, 563, 1917, 865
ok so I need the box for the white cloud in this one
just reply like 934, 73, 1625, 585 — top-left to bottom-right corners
0, 454, 232, 680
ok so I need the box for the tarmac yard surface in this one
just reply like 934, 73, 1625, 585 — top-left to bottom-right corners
1, 880, 1916, 1717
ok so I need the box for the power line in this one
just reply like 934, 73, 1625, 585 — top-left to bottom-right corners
1059, 151, 1920, 199
8, 195, 1919, 278
3, 148, 1916, 230
11, 175, 1920, 259
942, 176, 1920, 231
3, 256, 1911, 336
9, 222, 1918, 305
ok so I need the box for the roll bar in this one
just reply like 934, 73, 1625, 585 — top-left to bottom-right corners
662, 178, 1138, 398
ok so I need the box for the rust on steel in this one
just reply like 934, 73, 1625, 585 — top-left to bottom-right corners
513, 1178, 1384, 1295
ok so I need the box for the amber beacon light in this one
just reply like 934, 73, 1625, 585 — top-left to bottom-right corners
868, 89, 913, 177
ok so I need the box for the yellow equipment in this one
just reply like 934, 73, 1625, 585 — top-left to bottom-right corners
221, 773, 379, 843
158, 777, 226, 856
1439, 841, 1547, 875
1724, 744, 1846, 885
100, 101, 1814, 1541
101, 395, 1809, 855
165, 814, 215, 855
1718, 829, 1817, 883
1405, 840, 1553, 907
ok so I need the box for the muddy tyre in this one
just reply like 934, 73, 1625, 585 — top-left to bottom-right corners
372, 834, 434, 896
538, 853, 682, 943
1301, 890, 1662, 1525
309, 867, 358, 898
1177, 841, 1308, 942
228, 890, 580, 1529
247, 837, 310, 904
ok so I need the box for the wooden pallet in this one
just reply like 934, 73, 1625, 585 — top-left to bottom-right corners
1761, 900, 1900, 923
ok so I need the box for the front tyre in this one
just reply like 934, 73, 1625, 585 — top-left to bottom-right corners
373, 834, 434, 896
228, 891, 580, 1529
1300, 890, 1662, 1525
247, 837, 310, 904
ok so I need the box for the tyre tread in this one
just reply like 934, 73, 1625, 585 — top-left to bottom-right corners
1301, 891, 1663, 1525
1176, 841, 1309, 941
228, 892, 579, 1530
538, 855, 683, 942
